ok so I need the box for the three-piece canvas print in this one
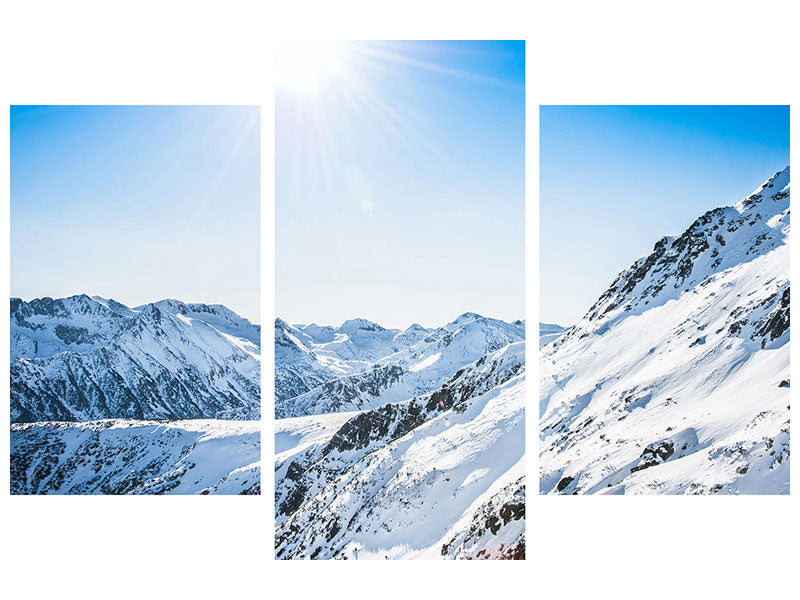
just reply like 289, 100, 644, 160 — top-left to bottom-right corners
8, 41, 790, 560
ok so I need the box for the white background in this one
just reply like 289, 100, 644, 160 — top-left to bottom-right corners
1, 0, 798, 597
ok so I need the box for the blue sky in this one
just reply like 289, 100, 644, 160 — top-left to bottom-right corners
11, 105, 260, 321
540, 105, 790, 326
276, 41, 525, 329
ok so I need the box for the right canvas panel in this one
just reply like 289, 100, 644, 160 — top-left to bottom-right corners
539, 106, 790, 495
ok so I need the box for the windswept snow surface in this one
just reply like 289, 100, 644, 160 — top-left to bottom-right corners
275, 314, 526, 560
10, 295, 261, 495
11, 419, 260, 495
540, 167, 790, 495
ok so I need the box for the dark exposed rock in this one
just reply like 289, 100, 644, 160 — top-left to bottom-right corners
753, 287, 789, 343
556, 476, 574, 492
54, 324, 100, 345
439, 478, 525, 559
631, 440, 674, 473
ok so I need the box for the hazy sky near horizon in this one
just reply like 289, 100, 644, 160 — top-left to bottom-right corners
11, 105, 260, 322
276, 41, 525, 329
541, 105, 790, 327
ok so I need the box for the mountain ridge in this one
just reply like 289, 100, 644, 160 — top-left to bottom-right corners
275, 313, 524, 418
10, 295, 260, 423
540, 167, 790, 495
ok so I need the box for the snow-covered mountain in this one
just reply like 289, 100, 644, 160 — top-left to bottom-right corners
274, 319, 350, 403
276, 342, 525, 559
11, 294, 129, 361
11, 419, 260, 494
10, 295, 260, 422
540, 167, 790, 494
141, 298, 260, 345
275, 318, 439, 405
10, 295, 261, 496
275, 312, 525, 559
276, 313, 524, 418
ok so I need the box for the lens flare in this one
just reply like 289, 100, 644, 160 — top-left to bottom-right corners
276, 40, 340, 94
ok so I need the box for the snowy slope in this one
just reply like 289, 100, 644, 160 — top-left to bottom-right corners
540, 167, 790, 495
10, 419, 260, 495
539, 322, 568, 348
10, 296, 260, 422
275, 341, 525, 559
141, 299, 260, 345
275, 313, 524, 418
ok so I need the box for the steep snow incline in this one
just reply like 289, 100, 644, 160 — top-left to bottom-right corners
540, 167, 790, 495
275, 345, 525, 559
275, 411, 358, 463
11, 419, 260, 495
564, 167, 789, 340
92, 295, 140, 317
275, 314, 524, 418
10, 297, 260, 422
439, 475, 524, 559
141, 299, 260, 346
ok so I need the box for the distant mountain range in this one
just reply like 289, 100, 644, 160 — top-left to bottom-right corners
11, 295, 260, 422
276, 313, 524, 417
10, 294, 261, 495
275, 312, 525, 559
540, 167, 790, 494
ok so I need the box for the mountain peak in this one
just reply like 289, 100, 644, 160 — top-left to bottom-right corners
572, 166, 790, 336
736, 165, 790, 212
540, 167, 790, 495
133, 302, 166, 323
338, 318, 386, 333
91, 296, 137, 317
450, 312, 484, 325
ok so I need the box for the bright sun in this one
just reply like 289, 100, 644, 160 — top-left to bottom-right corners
276, 41, 341, 93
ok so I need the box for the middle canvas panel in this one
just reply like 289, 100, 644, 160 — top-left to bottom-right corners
274, 40, 526, 560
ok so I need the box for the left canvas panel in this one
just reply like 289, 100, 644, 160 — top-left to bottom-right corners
10, 105, 261, 494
